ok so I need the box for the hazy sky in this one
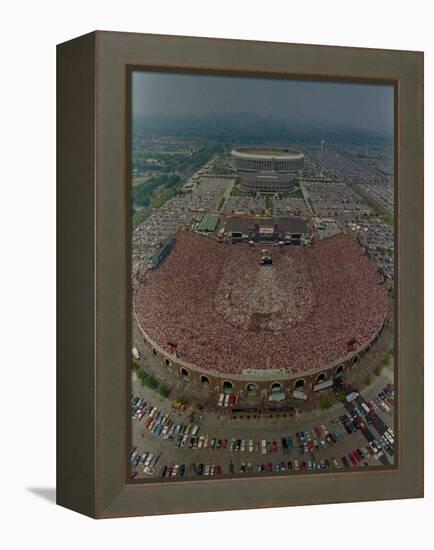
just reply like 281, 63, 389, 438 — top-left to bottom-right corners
132, 70, 393, 134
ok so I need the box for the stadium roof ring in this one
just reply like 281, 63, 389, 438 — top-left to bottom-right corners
231, 146, 305, 173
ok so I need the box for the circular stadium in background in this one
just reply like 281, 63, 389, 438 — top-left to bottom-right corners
231, 146, 305, 193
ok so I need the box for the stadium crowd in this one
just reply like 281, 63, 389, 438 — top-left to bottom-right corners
134, 231, 388, 375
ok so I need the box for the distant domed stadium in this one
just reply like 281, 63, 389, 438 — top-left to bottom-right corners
231, 146, 305, 193
134, 231, 388, 400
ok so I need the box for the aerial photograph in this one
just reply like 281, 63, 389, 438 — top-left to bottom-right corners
129, 71, 395, 481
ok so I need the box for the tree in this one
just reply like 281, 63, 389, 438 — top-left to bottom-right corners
194, 402, 203, 410
159, 384, 170, 398
177, 395, 188, 405
383, 352, 392, 366
137, 369, 147, 383
131, 360, 139, 371
145, 376, 159, 390
363, 374, 371, 386
374, 366, 381, 377
336, 388, 346, 402
319, 394, 333, 410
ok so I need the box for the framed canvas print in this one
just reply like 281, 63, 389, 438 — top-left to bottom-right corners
57, 31, 423, 518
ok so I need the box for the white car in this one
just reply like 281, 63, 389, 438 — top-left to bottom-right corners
171, 465, 179, 477
249, 440, 254, 453
147, 419, 155, 431
132, 347, 141, 360
261, 440, 267, 454
144, 453, 153, 467
218, 394, 225, 407
240, 440, 246, 452
143, 466, 155, 476
140, 453, 148, 465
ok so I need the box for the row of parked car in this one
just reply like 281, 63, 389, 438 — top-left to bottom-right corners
170, 420, 343, 457
131, 395, 200, 442
368, 384, 394, 414
160, 464, 187, 478
130, 446, 160, 478
291, 425, 343, 455
236, 459, 338, 474
342, 426, 394, 466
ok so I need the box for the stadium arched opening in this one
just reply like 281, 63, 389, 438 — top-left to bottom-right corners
223, 380, 234, 394
294, 379, 305, 390
316, 373, 327, 384
200, 375, 210, 388
246, 383, 258, 396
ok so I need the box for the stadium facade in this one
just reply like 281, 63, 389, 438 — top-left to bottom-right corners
231, 146, 305, 193
135, 318, 385, 403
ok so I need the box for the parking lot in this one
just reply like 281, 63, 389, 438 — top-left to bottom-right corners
130, 367, 395, 481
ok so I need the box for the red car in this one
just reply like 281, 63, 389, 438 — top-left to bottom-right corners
352, 451, 361, 463
348, 454, 357, 466
272, 440, 278, 453
221, 438, 227, 449
130, 470, 138, 479
267, 462, 272, 472
307, 440, 314, 452
314, 426, 322, 437
144, 417, 152, 429
215, 465, 222, 475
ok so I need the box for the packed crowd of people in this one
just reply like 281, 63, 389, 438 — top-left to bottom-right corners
134, 231, 388, 375
214, 245, 315, 333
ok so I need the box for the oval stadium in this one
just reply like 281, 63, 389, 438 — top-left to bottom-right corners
231, 146, 305, 193
134, 230, 388, 400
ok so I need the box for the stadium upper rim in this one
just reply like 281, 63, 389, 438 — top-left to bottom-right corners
231, 146, 304, 161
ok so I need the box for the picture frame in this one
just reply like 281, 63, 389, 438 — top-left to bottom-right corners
57, 30, 423, 518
